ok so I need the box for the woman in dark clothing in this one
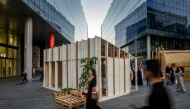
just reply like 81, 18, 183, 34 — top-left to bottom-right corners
40, 67, 43, 82
170, 67, 175, 84
86, 69, 101, 109
131, 67, 135, 85
165, 66, 172, 85
137, 68, 143, 85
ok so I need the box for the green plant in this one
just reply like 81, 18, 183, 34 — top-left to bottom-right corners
62, 88, 75, 95
79, 56, 98, 92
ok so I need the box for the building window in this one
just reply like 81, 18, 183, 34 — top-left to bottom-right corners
0, 29, 7, 44
159, 37, 166, 48
151, 36, 158, 49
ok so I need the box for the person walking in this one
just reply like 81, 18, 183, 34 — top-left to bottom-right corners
170, 66, 175, 84
174, 67, 186, 93
130, 68, 134, 88
40, 67, 43, 82
86, 69, 101, 109
165, 66, 172, 85
22, 68, 28, 83
174, 67, 179, 85
131, 67, 135, 85
160, 71, 164, 85
136, 60, 171, 109
137, 68, 143, 85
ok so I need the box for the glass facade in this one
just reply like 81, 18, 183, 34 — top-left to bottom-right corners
103, 0, 190, 59
0, 29, 18, 77
102, 0, 146, 44
147, 0, 190, 38
22, 0, 88, 42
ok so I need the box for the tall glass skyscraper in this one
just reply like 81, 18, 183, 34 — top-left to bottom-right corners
0, 0, 87, 78
102, 0, 190, 60
22, 0, 88, 42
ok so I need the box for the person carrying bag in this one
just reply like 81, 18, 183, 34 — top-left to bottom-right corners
86, 69, 101, 109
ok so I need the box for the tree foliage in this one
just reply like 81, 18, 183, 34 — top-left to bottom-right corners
79, 56, 98, 92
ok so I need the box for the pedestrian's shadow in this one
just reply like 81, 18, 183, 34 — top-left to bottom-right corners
32, 79, 40, 82
14, 83, 26, 85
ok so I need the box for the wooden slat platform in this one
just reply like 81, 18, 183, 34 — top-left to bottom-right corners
55, 95, 85, 109
54, 90, 86, 109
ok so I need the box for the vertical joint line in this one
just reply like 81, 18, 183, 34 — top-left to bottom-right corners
76, 41, 78, 89
66, 44, 68, 88
88, 38, 90, 58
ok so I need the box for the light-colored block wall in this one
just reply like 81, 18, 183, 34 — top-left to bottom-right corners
119, 59, 124, 93
54, 47, 58, 61
43, 50, 47, 62
83, 40, 88, 58
48, 49, 52, 62
62, 61, 67, 88
78, 41, 83, 59
125, 59, 131, 93
68, 61, 72, 88
58, 62, 62, 84
115, 58, 120, 95
63, 45, 66, 60
72, 60, 77, 89
71, 43, 76, 59
44, 62, 49, 86
51, 62, 55, 87
60, 46, 63, 60
107, 57, 113, 96
90, 38, 96, 57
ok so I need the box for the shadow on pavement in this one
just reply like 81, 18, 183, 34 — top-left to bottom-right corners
14, 82, 27, 85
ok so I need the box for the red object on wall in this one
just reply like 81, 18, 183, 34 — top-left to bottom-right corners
171, 63, 175, 67
49, 33, 55, 48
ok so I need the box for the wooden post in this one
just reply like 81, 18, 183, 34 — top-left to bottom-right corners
76, 41, 78, 89
112, 45, 115, 95
58, 46, 60, 61
152, 51, 154, 59
46, 49, 47, 62
88, 38, 90, 58
123, 51, 126, 92
52, 48, 53, 61
66, 44, 68, 88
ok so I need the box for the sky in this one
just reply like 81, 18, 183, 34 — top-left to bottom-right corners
81, 0, 113, 38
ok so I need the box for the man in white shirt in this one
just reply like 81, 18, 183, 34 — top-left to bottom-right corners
22, 68, 28, 83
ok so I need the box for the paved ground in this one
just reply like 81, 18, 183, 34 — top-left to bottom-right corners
0, 75, 190, 109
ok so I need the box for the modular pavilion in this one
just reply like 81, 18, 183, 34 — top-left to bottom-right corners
43, 37, 138, 101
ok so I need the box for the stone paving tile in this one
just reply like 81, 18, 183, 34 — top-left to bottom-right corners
0, 75, 190, 109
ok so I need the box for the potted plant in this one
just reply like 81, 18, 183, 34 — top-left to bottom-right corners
62, 88, 75, 95
79, 57, 98, 98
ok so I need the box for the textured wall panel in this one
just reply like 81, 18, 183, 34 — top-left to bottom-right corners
78, 60, 83, 88
51, 62, 55, 86
71, 43, 76, 59
90, 38, 96, 57
48, 49, 52, 62
60, 46, 63, 60
107, 58, 113, 96
72, 60, 77, 89
54, 47, 58, 61
68, 61, 72, 88
68, 45, 71, 60
63, 45, 66, 60
125, 59, 131, 93
62, 61, 67, 88
44, 50, 46, 62
78, 41, 83, 59
83, 40, 88, 58
119, 68, 124, 93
